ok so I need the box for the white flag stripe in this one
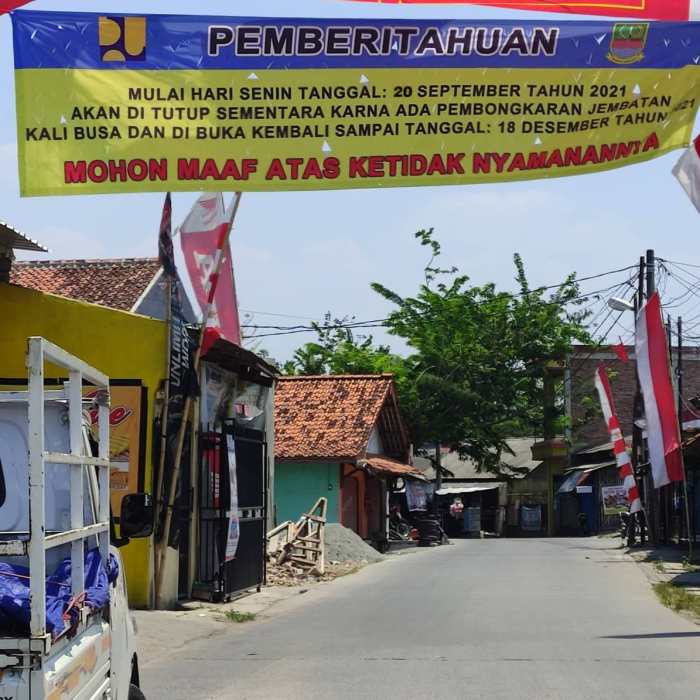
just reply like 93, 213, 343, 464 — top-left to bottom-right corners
636, 310, 670, 487
594, 372, 613, 424
673, 137, 700, 214
616, 453, 631, 468
691, 0, 700, 20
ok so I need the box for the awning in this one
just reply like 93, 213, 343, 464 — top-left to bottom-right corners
435, 482, 503, 496
362, 455, 427, 481
0, 221, 47, 253
557, 470, 586, 494
558, 461, 616, 494
577, 440, 631, 455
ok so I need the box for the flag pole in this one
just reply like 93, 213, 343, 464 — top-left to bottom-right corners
153, 274, 172, 595
155, 191, 243, 608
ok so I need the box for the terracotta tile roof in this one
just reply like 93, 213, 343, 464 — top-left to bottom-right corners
275, 375, 394, 461
9, 258, 161, 312
363, 455, 426, 480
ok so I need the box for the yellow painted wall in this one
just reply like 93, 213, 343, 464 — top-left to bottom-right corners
0, 282, 167, 608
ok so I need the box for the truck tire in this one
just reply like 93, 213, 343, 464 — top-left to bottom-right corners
129, 684, 146, 700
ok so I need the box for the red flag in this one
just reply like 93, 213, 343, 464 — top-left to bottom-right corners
345, 0, 698, 19
0, 2, 33, 13
594, 363, 641, 513
179, 193, 242, 350
612, 338, 629, 364
635, 292, 683, 488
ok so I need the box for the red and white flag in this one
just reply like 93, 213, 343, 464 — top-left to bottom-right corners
346, 0, 700, 20
636, 404, 700, 434
179, 193, 241, 352
594, 364, 641, 514
612, 338, 629, 364
673, 135, 700, 215
635, 292, 684, 488
0, 1, 33, 13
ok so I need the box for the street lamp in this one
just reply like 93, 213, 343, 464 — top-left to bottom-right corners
607, 297, 635, 312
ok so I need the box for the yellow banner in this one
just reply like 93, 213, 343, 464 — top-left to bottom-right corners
12, 13, 700, 195
15, 67, 700, 195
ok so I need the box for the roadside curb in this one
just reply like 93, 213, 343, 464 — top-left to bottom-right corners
135, 542, 448, 667
624, 545, 700, 625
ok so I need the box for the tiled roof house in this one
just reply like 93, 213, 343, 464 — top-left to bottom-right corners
9, 257, 196, 321
274, 374, 423, 541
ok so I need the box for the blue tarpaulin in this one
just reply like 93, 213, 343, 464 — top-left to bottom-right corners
0, 548, 118, 639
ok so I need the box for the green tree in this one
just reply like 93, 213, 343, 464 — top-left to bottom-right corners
283, 314, 405, 376
286, 230, 591, 475
371, 229, 591, 473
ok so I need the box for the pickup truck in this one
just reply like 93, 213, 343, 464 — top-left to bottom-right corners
0, 338, 152, 699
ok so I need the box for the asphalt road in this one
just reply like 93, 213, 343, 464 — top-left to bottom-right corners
142, 538, 700, 699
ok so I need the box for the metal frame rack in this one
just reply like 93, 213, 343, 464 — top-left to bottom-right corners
0, 337, 110, 650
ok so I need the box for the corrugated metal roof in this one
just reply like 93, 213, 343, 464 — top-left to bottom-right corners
0, 221, 47, 252
414, 438, 543, 479
577, 439, 631, 455
363, 455, 426, 480
435, 482, 504, 495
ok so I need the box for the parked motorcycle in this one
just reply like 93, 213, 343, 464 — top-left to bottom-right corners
389, 506, 412, 541
620, 511, 637, 548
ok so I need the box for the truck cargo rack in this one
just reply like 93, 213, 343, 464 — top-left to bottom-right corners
0, 337, 110, 649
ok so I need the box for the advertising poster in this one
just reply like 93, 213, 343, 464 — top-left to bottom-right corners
406, 480, 433, 511
11, 11, 700, 196
224, 434, 240, 562
602, 485, 628, 515
85, 385, 144, 512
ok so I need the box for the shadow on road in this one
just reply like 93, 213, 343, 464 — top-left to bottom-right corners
600, 632, 700, 640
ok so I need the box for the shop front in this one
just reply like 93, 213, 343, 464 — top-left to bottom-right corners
0, 281, 167, 608
435, 482, 506, 537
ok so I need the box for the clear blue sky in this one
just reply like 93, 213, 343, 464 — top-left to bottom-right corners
2, 1, 700, 362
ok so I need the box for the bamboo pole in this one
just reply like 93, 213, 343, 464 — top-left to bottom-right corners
153, 275, 172, 595
155, 192, 242, 608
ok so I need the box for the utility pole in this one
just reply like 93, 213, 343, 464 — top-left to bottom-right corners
434, 442, 442, 522
632, 256, 648, 544
644, 249, 658, 546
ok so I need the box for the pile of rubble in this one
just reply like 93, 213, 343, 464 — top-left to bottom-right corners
266, 520, 384, 587
266, 558, 367, 587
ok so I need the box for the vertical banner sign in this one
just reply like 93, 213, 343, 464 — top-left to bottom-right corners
11, 11, 700, 196
179, 193, 242, 346
345, 1, 700, 21
157, 192, 198, 542
594, 363, 642, 513
224, 435, 240, 562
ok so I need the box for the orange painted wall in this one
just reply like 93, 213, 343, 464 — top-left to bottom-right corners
341, 464, 368, 538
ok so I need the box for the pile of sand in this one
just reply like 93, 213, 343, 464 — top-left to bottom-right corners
324, 523, 385, 564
